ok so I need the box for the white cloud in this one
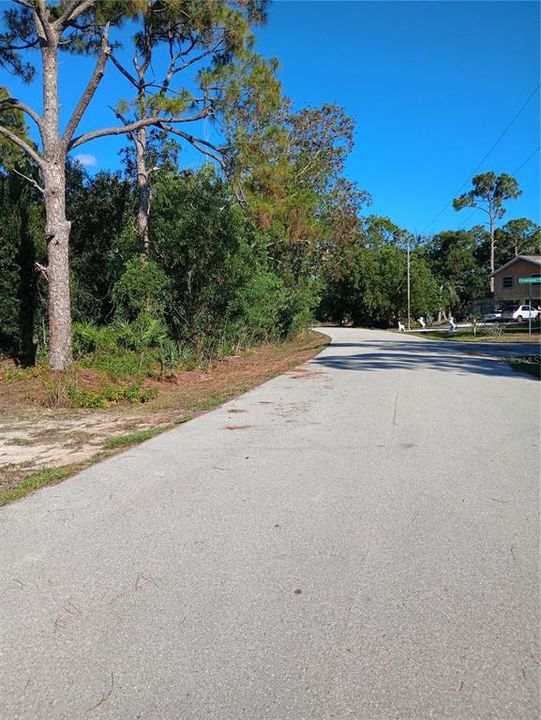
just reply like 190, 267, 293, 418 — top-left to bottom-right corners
74, 153, 97, 167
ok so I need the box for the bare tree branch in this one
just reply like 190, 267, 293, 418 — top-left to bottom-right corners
0, 124, 44, 168
35, 261, 49, 279
1, 38, 40, 50
12, 167, 45, 193
54, 0, 96, 30
0, 96, 43, 135
159, 127, 226, 167
69, 109, 212, 149
61, 24, 110, 147
34, 0, 56, 45
158, 122, 227, 163
109, 53, 139, 89
158, 37, 182, 97
108, 104, 137, 143
172, 42, 224, 75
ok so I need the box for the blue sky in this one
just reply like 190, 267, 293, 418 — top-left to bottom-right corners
255, 0, 540, 233
2, 0, 540, 235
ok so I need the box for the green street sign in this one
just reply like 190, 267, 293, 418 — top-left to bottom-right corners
518, 276, 541, 285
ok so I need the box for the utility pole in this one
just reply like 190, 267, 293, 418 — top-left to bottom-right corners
407, 236, 411, 330
529, 281, 532, 337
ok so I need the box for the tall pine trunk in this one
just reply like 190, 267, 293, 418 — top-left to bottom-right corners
42, 42, 72, 370
135, 126, 150, 256
489, 210, 495, 295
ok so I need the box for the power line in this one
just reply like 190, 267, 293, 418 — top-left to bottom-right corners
459, 207, 482, 229
512, 145, 540, 175
464, 83, 540, 181
422, 82, 541, 233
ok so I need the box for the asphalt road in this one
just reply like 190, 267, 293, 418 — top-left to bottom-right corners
1, 328, 539, 720
404, 335, 540, 359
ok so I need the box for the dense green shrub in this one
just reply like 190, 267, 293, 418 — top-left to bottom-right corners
0, 173, 43, 362
113, 257, 173, 321
67, 383, 157, 408
68, 163, 134, 324
230, 271, 289, 340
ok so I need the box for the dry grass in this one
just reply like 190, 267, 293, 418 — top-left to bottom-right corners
0, 331, 328, 505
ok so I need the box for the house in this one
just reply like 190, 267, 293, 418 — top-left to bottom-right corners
492, 255, 541, 306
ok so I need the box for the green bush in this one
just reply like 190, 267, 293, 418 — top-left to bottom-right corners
67, 382, 158, 409
231, 271, 289, 340
82, 350, 153, 380
73, 315, 171, 379
157, 339, 198, 371
113, 257, 172, 321
279, 279, 320, 336
72, 322, 118, 358
114, 314, 169, 351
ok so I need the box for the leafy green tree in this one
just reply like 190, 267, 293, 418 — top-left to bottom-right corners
236, 103, 356, 239
453, 172, 521, 292
318, 215, 438, 327
0, 0, 278, 369
150, 168, 257, 339
0, 172, 44, 362
109, 0, 278, 254
425, 230, 487, 318
67, 161, 134, 323
227, 102, 366, 331
494, 218, 540, 266
113, 256, 173, 321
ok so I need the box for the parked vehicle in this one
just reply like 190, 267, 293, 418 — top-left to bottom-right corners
484, 309, 502, 322
500, 304, 539, 322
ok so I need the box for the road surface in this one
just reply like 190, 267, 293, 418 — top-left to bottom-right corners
1, 328, 539, 720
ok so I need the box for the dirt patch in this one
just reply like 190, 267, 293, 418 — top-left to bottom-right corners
0, 331, 328, 502
224, 425, 253, 431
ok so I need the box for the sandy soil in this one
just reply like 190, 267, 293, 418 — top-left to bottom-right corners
0, 332, 328, 491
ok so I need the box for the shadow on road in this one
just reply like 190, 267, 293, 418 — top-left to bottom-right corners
311, 340, 540, 380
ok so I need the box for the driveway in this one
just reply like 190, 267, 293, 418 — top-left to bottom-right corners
1, 327, 539, 720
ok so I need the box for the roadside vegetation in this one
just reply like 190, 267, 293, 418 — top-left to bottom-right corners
503, 355, 541, 379
410, 321, 541, 343
0, 331, 328, 505
0, 2, 539, 501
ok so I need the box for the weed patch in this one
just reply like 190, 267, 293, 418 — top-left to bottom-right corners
103, 426, 168, 449
67, 383, 158, 409
0, 466, 76, 507
503, 355, 541, 379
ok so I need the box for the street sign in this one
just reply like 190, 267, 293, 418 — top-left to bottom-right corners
517, 276, 541, 337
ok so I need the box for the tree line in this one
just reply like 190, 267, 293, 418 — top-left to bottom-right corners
1, 1, 539, 371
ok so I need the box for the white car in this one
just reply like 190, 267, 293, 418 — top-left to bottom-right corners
500, 304, 539, 322
484, 309, 502, 322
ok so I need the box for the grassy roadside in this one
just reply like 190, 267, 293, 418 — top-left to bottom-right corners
502, 355, 541, 379
404, 325, 540, 380
0, 330, 329, 507
407, 323, 541, 344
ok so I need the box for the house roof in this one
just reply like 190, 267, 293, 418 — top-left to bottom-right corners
491, 255, 541, 276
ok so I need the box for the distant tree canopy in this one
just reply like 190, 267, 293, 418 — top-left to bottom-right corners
453, 172, 522, 292
0, 5, 538, 365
